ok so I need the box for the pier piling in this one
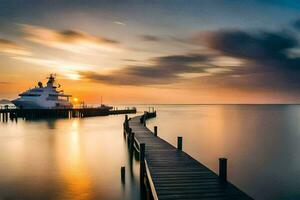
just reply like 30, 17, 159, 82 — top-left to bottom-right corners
154, 126, 157, 136
219, 158, 228, 182
177, 136, 183, 151
121, 166, 125, 183
140, 143, 145, 187
130, 132, 135, 151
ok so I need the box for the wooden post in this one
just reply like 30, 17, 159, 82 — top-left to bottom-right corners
125, 115, 129, 132
121, 166, 125, 183
129, 128, 132, 136
143, 113, 146, 126
219, 158, 227, 182
127, 128, 131, 144
177, 136, 183, 151
130, 132, 135, 151
154, 126, 157, 136
140, 143, 145, 187
5, 112, 8, 122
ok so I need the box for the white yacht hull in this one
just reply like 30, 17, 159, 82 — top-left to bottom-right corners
12, 98, 73, 109
12, 99, 43, 109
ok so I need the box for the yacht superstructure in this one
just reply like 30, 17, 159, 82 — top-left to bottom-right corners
12, 74, 73, 109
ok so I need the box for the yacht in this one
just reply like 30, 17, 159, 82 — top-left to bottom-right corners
12, 74, 73, 109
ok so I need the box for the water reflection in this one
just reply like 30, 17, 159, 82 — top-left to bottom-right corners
2, 105, 300, 200
0, 115, 141, 200
144, 105, 300, 200
55, 119, 92, 200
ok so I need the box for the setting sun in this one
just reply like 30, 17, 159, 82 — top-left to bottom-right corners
73, 97, 79, 102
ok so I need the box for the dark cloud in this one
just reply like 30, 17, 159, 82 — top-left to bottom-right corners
60, 30, 119, 44
155, 54, 211, 64
293, 19, 300, 31
196, 30, 298, 63
79, 54, 214, 86
139, 35, 162, 42
196, 30, 300, 72
191, 29, 300, 91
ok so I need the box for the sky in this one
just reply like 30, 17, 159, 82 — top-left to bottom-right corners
1, 0, 300, 104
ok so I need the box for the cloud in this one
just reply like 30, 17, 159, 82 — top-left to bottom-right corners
13, 56, 58, 67
193, 29, 300, 71
190, 29, 300, 90
0, 81, 11, 85
79, 53, 216, 86
139, 35, 162, 42
0, 39, 31, 56
21, 24, 121, 54
13, 56, 93, 81
195, 30, 298, 64
293, 19, 300, 31
79, 19, 300, 93
113, 21, 126, 26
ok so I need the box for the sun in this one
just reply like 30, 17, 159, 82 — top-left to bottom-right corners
66, 73, 81, 80
73, 97, 79, 102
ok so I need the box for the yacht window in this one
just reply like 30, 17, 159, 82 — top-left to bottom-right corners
32, 89, 43, 92
19, 93, 41, 97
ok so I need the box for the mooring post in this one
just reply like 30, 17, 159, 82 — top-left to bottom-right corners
219, 158, 227, 182
140, 143, 146, 186
126, 128, 131, 144
154, 126, 157, 136
143, 114, 146, 126
5, 112, 8, 122
121, 166, 125, 183
123, 123, 127, 139
130, 132, 135, 151
177, 136, 183, 151
125, 115, 129, 132
129, 128, 132, 137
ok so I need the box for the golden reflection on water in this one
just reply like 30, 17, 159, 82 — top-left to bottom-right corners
55, 119, 92, 200
0, 115, 140, 200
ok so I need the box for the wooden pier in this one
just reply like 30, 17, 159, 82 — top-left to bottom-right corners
0, 107, 136, 121
124, 111, 253, 200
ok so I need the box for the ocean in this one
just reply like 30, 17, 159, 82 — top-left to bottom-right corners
0, 105, 300, 200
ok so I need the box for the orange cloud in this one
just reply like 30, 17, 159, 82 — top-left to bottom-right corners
0, 39, 31, 56
21, 24, 121, 54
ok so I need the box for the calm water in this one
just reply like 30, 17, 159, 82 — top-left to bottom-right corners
1, 105, 300, 200
0, 115, 141, 200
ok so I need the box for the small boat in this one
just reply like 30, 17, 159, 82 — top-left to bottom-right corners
99, 104, 113, 110
12, 74, 73, 109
